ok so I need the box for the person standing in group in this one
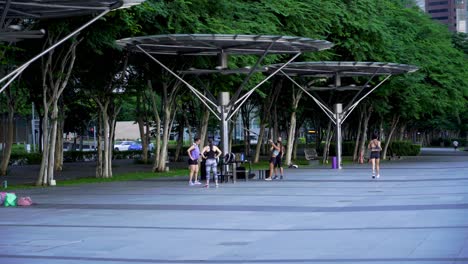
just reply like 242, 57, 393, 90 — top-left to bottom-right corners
368, 133, 382, 179
201, 139, 222, 188
273, 137, 285, 180
453, 140, 459, 151
187, 137, 202, 186
265, 138, 281, 181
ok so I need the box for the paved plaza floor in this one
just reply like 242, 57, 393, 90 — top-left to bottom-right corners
1, 148, 468, 264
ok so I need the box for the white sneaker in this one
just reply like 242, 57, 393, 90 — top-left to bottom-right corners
194, 181, 201, 185
215, 183, 219, 188
189, 182, 195, 186
376, 174, 380, 179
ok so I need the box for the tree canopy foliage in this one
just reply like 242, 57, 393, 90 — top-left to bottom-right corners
1, 0, 467, 175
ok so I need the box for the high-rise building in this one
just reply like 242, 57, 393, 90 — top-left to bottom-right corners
416, 0, 467, 33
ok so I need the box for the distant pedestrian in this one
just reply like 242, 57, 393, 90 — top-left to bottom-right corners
368, 133, 382, 179
187, 138, 202, 186
201, 139, 222, 188
273, 137, 285, 180
453, 140, 459, 151
265, 138, 281, 181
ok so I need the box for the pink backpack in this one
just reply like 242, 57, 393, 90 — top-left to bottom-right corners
17, 196, 33, 206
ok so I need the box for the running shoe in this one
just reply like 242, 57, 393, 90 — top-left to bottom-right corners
194, 181, 202, 185
265, 177, 272, 181
189, 182, 195, 186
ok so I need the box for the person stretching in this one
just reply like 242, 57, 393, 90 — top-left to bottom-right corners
201, 139, 222, 188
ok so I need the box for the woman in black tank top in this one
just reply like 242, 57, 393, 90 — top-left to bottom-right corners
368, 133, 382, 179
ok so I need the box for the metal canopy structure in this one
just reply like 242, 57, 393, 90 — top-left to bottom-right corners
0, 0, 123, 20
0, 0, 145, 94
117, 34, 332, 55
116, 34, 333, 176
270, 61, 419, 169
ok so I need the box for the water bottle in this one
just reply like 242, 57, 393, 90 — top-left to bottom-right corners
240, 153, 244, 162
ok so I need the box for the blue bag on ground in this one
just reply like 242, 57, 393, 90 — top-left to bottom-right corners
4, 193, 17, 207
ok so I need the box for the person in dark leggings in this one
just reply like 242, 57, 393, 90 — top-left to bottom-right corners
201, 139, 222, 188
273, 137, 285, 180
368, 134, 382, 179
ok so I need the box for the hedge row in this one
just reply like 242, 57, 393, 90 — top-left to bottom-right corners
4, 140, 421, 165
430, 138, 466, 147
316, 141, 420, 156
7, 150, 149, 165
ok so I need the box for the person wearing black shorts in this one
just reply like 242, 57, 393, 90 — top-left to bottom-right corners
187, 138, 201, 185
273, 137, 285, 180
368, 134, 382, 179
265, 139, 281, 181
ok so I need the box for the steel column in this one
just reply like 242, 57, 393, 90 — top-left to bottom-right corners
334, 104, 343, 169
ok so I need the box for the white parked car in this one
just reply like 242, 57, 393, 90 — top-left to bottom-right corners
114, 141, 135, 151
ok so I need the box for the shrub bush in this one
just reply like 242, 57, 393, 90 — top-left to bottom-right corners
8, 152, 42, 165
316, 140, 420, 156
385, 141, 420, 156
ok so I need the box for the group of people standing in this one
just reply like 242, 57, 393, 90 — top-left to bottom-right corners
187, 138, 222, 188
265, 137, 285, 181
187, 133, 384, 187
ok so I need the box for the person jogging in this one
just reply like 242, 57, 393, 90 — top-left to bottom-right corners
368, 133, 382, 179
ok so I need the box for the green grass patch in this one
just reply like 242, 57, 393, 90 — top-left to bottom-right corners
2, 168, 189, 191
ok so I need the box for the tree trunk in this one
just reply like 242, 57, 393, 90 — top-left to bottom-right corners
353, 111, 364, 162
46, 101, 60, 183
136, 94, 148, 163
254, 121, 267, 163
174, 119, 184, 162
293, 123, 301, 161
322, 121, 334, 164
382, 114, 400, 160
254, 79, 282, 163
157, 105, 172, 172
398, 123, 406, 141
96, 115, 103, 177
285, 87, 303, 166
54, 111, 64, 171
0, 109, 14, 176
358, 106, 372, 164
148, 80, 162, 170
36, 35, 80, 186
155, 80, 179, 172
199, 109, 210, 151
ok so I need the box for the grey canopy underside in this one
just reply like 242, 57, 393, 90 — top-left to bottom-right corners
269, 61, 419, 77
116, 34, 334, 55
0, 0, 144, 42
0, 0, 143, 19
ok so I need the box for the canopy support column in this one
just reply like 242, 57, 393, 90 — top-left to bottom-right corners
219, 92, 230, 182
334, 104, 343, 169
